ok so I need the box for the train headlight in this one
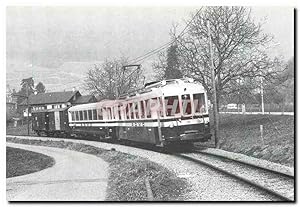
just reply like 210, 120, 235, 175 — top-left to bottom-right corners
187, 78, 194, 83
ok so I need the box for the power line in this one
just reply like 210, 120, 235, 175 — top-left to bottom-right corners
46, 8, 203, 94
128, 7, 203, 65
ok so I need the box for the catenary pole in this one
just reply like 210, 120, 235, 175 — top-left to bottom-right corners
207, 20, 220, 148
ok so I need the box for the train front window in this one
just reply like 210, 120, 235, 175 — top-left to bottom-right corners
182, 94, 192, 115
164, 96, 180, 117
193, 93, 206, 114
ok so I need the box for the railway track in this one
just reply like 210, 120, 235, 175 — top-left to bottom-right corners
176, 151, 294, 201
7, 135, 295, 201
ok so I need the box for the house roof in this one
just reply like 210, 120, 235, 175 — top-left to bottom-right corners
20, 91, 80, 106
74, 95, 96, 104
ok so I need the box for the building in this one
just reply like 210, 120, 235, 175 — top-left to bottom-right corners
19, 91, 96, 117
6, 85, 18, 124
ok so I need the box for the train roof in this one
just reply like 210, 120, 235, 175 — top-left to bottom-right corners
68, 78, 206, 111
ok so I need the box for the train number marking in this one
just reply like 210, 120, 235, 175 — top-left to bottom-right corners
132, 122, 145, 127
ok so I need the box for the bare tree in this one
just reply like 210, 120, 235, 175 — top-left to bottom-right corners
152, 44, 183, 81
152, 51, 167, 81
172, 6, 284, 109
85, 57, 143, 100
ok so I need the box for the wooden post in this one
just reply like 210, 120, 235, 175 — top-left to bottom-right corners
260, 125, 264, 145
26, 83, 30, 136
145, 177, 154, 201
207, 20, 220, 148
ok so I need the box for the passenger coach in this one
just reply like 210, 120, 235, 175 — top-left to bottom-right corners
68, 78, 211, 146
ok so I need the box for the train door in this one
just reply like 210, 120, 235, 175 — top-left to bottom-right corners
54, 111, 61, 130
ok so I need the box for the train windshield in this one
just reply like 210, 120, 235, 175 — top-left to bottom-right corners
193, 93, 206, 114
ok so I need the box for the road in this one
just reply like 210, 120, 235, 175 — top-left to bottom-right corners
6, 143, 109, 201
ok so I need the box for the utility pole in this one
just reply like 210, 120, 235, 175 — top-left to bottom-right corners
260, 73, 265, 115
207, 20, 220, 148
26, 82, 30, 135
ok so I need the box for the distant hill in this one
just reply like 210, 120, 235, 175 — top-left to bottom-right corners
6, 59, 156, 95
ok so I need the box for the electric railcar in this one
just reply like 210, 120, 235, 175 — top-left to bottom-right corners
67, 78, 211, 147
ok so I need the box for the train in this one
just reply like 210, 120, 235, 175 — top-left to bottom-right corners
32, 78, 211, 147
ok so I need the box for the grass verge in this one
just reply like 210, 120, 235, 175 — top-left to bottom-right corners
6, 137, 189, 201
6, 146, 55, 178
200, 114, 294, 167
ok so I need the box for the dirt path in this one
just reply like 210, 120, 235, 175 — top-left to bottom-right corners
6, 143, 109, 201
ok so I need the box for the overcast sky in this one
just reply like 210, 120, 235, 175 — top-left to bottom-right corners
6, 6, 294, 68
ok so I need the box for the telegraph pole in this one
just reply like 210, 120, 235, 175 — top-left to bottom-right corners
207, 20, 220, 148
26, 83, 30, 135
260, 75, 265, 115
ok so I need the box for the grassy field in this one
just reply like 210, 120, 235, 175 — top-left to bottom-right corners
6, 147, 55, 178
202, 114, 294, 167
7, 137, 189, 201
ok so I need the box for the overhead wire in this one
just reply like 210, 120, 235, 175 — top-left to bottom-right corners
45, 8, 203, 93
127, 7, 203, 65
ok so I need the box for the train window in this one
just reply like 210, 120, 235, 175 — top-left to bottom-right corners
140, 101, 145, 118
75, 111, 79, 121
126, 104, 130, 119
133, 102, 139, 119
107, 107, 112, 120
92, 109, 97, 120
128, 103, 134, 119
114, 106, 120, 120
79, 111, 83, 120
71, 112, 75, 121
83, 110, 88, 120
145, 100, 151, 118
193, 93, 206, 113
88, 110, 93, 120
182, 94, 192, 115
118, 106, 121, 120
164, 96, 180, 116
97, 109, 103, 120
120, 104, 126, 120
157, 97, 164, 117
